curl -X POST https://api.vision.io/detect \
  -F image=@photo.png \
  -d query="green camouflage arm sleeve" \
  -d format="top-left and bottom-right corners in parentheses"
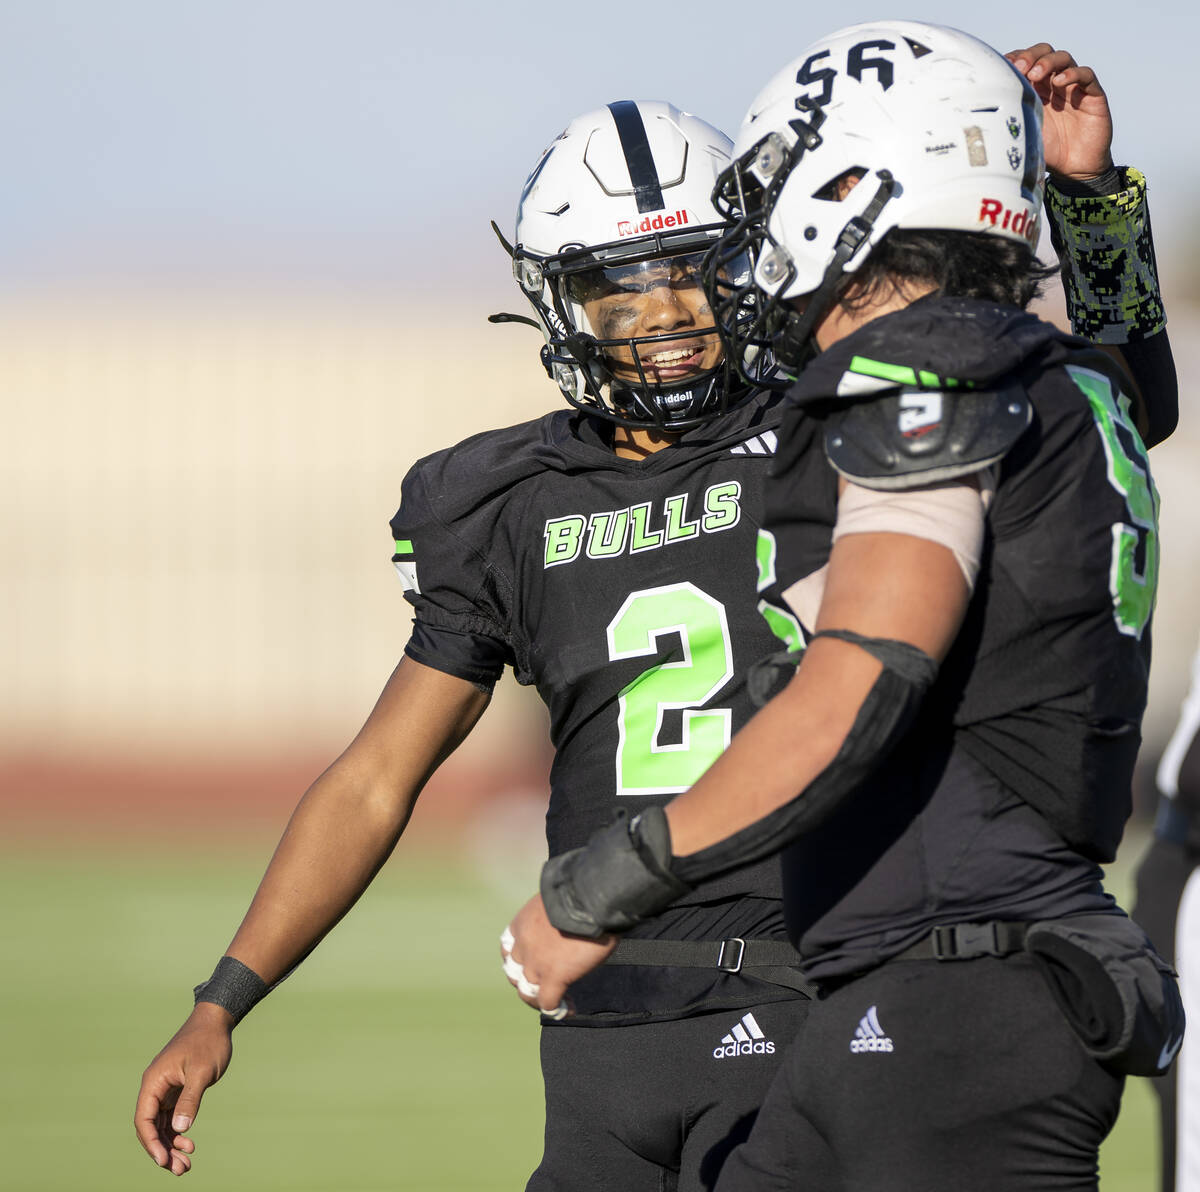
top-left (1045, 167), bottom-right (1166, 345)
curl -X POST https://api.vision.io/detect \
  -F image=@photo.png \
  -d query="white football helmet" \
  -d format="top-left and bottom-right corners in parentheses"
top-left (705, 21), bottom-right (1045, 376)
top-left (510, 101), bottom-right (757, 429)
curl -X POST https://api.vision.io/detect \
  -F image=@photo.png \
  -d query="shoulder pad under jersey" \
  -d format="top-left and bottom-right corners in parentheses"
top-left (823, 382), bottom-right (1032, 490)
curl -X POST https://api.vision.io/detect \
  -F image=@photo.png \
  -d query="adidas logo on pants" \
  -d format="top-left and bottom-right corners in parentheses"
top-left (713, 1012), bottom-right (777, 1059)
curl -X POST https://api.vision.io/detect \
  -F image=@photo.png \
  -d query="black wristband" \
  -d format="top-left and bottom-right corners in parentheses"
top-left (193, 956), bottom-right (269, 1025)
top-left (1047, 166), bottom-right (1122, 198)
top-left (540, 807), bottom-right (692, 939)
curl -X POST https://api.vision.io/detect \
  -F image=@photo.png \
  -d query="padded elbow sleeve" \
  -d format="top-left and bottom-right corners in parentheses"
top-left (671, 631), bottom-right (938, 886)
top-left (540, 806), bottom-right (693, 939)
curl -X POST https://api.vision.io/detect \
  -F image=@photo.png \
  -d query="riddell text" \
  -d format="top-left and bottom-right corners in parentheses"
top-left (978, 199), bottom-right (1038, 243)
top-left (618, 210), bottom-right (690, 238)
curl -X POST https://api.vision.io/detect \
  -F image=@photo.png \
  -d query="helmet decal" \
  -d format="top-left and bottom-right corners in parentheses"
top-left (965, 126), bottom-right (987, 167)
top-left (607, 101), bottom-right (666, 214)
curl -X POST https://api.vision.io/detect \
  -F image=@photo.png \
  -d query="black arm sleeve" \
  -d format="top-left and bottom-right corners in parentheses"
top-left (1118, 332), bottom-right (1177, 448)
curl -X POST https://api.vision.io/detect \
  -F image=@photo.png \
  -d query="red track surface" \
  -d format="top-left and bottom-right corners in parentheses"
top-left (0, 751), bottom-right (549, 843)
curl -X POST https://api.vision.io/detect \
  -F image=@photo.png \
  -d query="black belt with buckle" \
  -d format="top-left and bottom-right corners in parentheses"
top-left (892, 920), bottom-right (1029, 962)
top-left (606, 937), bottom-right (815, 995)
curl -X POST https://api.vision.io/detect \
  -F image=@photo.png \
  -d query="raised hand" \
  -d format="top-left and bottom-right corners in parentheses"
top-left (1007, 43), bottom-right (1114, 182)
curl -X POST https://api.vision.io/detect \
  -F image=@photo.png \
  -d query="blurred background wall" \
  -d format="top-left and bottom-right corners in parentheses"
top-left (1, 293), bottom-right (561, 836)
top-left (2, 0), bottom-right (1198, 840)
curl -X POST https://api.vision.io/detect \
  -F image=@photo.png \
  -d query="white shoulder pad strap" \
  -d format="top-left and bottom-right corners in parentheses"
top-left (824, 382), bottom-right (1031, 490)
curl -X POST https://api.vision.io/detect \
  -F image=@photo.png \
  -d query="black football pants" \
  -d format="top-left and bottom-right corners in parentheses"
top-left (526, 996), bottom-right (835, 1192)
top-left (716, 953), bottom-right (1123, 1191)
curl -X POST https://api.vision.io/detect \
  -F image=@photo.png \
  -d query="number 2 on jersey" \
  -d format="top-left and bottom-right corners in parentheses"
top-left (607, 583), bottom-right (733, 796)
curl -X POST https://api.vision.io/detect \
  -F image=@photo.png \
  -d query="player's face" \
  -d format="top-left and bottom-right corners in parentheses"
top-left (571, 250), bottom-right (725, 385)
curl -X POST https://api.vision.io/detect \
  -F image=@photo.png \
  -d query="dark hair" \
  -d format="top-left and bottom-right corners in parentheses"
top-left (836, 228), bottom-right (1058, 312)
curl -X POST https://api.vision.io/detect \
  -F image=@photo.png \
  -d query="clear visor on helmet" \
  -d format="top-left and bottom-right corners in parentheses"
top-left (559, 249), bottom-right (729, 389)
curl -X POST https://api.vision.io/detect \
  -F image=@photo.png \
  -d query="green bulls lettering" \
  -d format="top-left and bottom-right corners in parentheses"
top-left (543, 482), bottom-right (742, 568)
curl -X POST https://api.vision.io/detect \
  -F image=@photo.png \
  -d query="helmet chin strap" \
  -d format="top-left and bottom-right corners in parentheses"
top-left (562, 326), bottom-right (724, 429)
top-left (611, 371), bottom-right (715, 428)
top-left (774, 170), bottom-right (897, 376)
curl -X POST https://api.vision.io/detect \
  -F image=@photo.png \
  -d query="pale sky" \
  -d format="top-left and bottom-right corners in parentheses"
top-left (1, 1), bottom-right (1188, 308)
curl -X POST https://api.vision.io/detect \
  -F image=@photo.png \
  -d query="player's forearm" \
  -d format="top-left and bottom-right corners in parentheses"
top-left (673, 532), bottom-right (967, 862)
top-left (669, 526), bottom-right (963, 840)
top-left (221, 763), bottom-right (419, 986)
top-left (666, 636), bottom-right (880, 856)
top-left (191, 659), bottom-right (490, 1025)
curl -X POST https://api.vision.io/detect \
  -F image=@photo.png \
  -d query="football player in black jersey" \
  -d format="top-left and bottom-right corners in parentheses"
top-left (393, 102), bottom-right (826, 1192)
top-left (136, 101), bottom-right (828, 1192)
top-left (136, 52), bottom-right (1175, 1190)
top-left (503, 25), bottom-right (1182, 1191)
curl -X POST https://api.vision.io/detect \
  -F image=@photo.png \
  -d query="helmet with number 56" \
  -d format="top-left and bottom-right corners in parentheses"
top-left (510, 101), bottom-right (759, 430)
top-left (704, 21), bottom-right (1045, 379)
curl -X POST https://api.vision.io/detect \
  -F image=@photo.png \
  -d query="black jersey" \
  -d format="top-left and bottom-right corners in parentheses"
top-left (757, 298), bottom-right (1158, 980)
top-left (391, 394), bottom-right (796, 1022)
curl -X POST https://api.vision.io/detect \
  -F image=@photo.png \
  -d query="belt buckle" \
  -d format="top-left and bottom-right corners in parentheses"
top-left (931, 922), bottom-right (1000, 960)
top-left (717, 937), bottom-right (746, 973)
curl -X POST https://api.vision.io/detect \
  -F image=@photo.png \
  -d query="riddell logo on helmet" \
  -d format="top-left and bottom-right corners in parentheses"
top-left (617, 210), bottom-right (690, 238)
top-left (978, 199), bottom-right (1038, 243)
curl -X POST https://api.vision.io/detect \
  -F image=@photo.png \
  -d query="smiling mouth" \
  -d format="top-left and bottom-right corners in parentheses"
top-left (639, 345), bottom-right (707, 377)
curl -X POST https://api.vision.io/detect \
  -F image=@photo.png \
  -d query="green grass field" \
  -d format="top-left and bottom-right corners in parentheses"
top-left (0, 831), bottom-right (1160, 1190)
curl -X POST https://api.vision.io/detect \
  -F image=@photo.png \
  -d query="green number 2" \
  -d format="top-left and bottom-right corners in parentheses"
top-left (607, 583), bottom-right (733, 796)
top-left (1067, 364), bottom-right (1159, 639)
